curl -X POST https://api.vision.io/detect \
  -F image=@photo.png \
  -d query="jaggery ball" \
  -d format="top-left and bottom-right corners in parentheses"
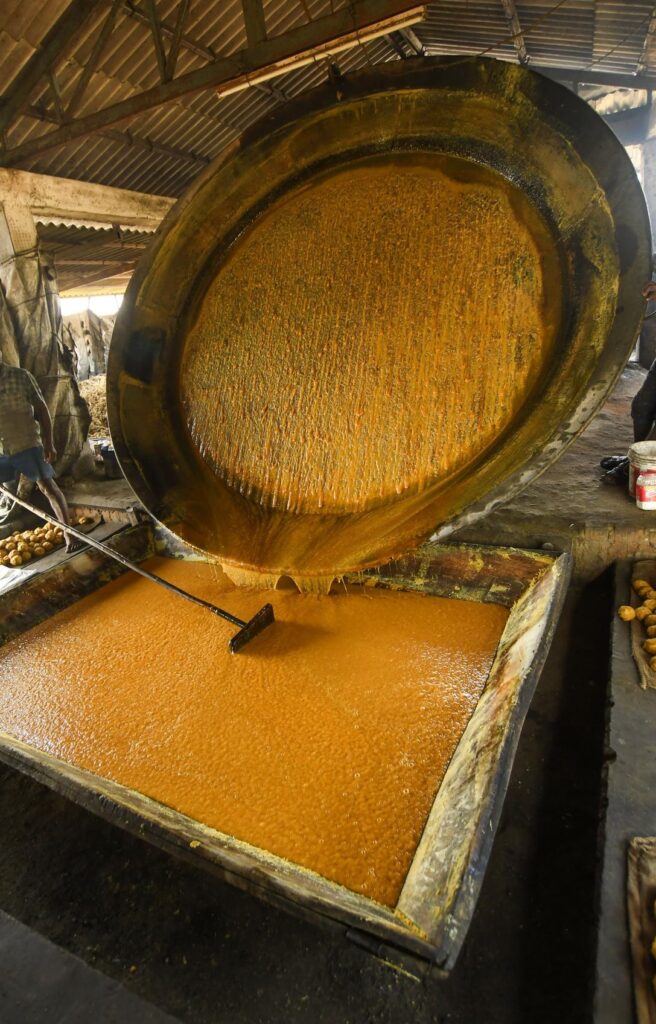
top-left (618, 605), bottom-right (636, 621)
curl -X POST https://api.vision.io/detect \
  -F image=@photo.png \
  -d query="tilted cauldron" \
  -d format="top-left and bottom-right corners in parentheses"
top-left (107, 57), bottom-right (650, 587)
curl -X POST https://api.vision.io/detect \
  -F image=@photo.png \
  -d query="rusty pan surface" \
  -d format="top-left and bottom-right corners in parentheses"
top-left (107, 57), bottom-right (649, 583)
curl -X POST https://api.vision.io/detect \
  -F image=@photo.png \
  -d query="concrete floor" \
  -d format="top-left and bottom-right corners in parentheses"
top-left (0, 365), bottom-right (649, 1023)
top-left (457, 363), bottom-right (656, 582)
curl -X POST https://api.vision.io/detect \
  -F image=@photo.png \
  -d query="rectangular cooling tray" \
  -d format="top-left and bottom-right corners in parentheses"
top-left (0, 523), bottom-right (569, 971)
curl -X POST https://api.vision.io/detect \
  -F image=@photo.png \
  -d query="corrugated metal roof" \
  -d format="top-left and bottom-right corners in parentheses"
top-left (3, 0), bottom-right (656, 290)
top-left (3, 1), bottom-right (656, 202)
top-left (37, 222), bottom-right (153, 292)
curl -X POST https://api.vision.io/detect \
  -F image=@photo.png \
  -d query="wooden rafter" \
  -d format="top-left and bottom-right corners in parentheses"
top-left (120, 0), bottom-right (215, 61)
top-left (637, 5), bottom-right (656, 75)
top-left (164, 0), bottom-right (191, 81)
top-left (46, 71), bottom-right (66, 124)
top-left (146, 0), bottom-right (169, 83)
top-left (399, 27), bottom-right (423, 55)
top-left (67, 0), bottom-right (123, 119)
top-left (0, 0), bottom-right (104, 136)
top-left (385, 31), bottom-right (410, 59)
top-left (27, 104), bottom-right (210, 170)
top-left (0, 0), bottom-right (425, 167)
top-left (59, 263), bottom-right (135, 289)
top-left (499, 0), bottom-right (529, 66)
top-left (117, 1), bottom-right (289, 99)
top-left (242, 0), bottom-right (268, 49)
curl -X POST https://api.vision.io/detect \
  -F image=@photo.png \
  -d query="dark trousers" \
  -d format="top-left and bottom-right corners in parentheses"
top-left (632, 362), bottom-right (656, 441)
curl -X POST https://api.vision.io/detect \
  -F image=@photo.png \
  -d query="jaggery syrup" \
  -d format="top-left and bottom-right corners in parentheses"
top-left (0, 559), bottom-right (508, 905)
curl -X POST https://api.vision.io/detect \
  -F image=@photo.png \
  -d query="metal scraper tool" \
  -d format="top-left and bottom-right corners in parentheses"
top-left (1, 485), bottom-right (275, 654)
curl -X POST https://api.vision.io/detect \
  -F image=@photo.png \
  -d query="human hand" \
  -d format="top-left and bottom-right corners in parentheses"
top-left (44, 444), bottom-right (57, 464)
top-left (642, 282), bottom-right (656, 301)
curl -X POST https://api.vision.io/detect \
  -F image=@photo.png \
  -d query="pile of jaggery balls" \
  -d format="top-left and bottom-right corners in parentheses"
top-left (618, 578), bottom-right (656, 669)
top-left (0, 516), bottom-right (90, 568)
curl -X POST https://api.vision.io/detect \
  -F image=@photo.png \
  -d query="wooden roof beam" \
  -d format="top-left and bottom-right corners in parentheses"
top-left (0, 0), bottom-right (104, 136)
top-left (120, 1), bottom-right (288, 100)
top-left (0, 0), bottom-right (426, 166)
top-left (52, 257), bottom-right (144, 265)
top-left (399, 27), bottom-right (424, 55)
top-left (499, 0), bottom-right (529, 66)
top-left (0, 167), bottom-right (174, 231)
top-left (59, 264), bottom-right (135, 290)
top-left (27, 104), bottom-right (210, 170)
top-left (67, 0), bottom-right (123, 118)
top-left (121, 0), bottom-right (216, 61)
top-left (242, 0), bottom-right (267, 49)
top-left (164, 0), bottom-right (191, 81)
top-left (637, 6), bottom-right (656, 76)
top-left (385, 31), bottom-right (410, 59)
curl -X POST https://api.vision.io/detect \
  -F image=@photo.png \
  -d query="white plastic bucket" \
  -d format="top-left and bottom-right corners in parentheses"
top-left (629, 441), bottom-right (656, 497)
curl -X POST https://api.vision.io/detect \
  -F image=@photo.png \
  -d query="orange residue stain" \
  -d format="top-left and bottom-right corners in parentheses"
top-left (0, 558), bottom-right (508, 906)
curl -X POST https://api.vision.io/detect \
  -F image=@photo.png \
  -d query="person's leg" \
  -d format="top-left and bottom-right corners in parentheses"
top-left (36, 477), bottom-right (82, 552)
top-left (632, 365), bottom-right (656, 441)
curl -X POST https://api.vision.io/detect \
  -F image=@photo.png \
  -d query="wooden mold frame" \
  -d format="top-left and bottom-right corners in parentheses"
top-left (0, 525), bottom-right (570, 972)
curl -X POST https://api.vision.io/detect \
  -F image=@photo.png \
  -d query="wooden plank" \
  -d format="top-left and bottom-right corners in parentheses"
top-left (0, 0), bottom-right (426, 165)
top-left (396, 552), bottom-right (571, 968)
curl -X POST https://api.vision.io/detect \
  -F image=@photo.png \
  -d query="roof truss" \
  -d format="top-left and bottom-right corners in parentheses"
top-left (0, 0), bottom-right (425, 167)
top-left (499, 0), bottom-right (529, 66)
top-left (0, 0), bottom-right (104, 136)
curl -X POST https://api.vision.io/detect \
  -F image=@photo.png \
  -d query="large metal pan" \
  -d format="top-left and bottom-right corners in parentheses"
top-left (108, 57), bottom-right (650, 586)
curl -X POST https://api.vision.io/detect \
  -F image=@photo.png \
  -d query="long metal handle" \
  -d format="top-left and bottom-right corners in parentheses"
top-left (0, 485), bottom-right (247, 628)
